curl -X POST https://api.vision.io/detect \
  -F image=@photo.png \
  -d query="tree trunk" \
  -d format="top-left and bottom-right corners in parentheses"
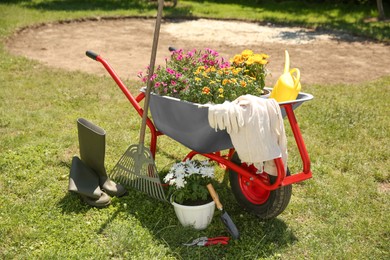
top-left (377, 0), bottom-right (385, 20)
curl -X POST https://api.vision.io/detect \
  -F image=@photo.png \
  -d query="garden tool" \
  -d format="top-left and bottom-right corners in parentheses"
top-left (77, 118), bottom-right (127, 197)
top-left (110, 0), bottom-right (167, 202)
top-left (207, 184), bottom-right (240, 240)
top-left (68, 156), bottom-right (111, 208)
top-left (270, 50), bottom-right (301, 102)
top-left (183, 236), bottom-right (230, 246)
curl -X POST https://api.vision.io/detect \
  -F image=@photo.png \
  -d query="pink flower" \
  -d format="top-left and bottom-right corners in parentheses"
top-left (176, 54), bottom-right (183, 61)
top-left (166, 68), bottom-right (175, 75)
top-left (150, 73), bottom-right (157, 81)
top-left (206, 48), bottom-right (219, 56)
top-left (186, 49), bottom-right (196, 57)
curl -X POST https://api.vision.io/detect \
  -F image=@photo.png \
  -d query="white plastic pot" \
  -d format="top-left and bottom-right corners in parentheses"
top-left (172, 200), bottom-right (215, 230)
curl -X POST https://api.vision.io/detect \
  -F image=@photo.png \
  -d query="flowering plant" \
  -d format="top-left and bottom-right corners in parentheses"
top-left (139, 48), bottom-right (269, 104)
top-left (163, 159), bottom-right (214, 205)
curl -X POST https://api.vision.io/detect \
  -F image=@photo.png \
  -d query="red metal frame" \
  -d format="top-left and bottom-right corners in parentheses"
top-left (93, 54), bottom-right (312, 191)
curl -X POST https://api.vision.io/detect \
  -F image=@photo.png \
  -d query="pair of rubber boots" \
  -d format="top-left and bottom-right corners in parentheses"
top-left (68, 118), bottom-right (127, 207)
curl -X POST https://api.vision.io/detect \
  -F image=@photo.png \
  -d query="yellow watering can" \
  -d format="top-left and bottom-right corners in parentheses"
top-left (270, 50), bottom-right (301, 102)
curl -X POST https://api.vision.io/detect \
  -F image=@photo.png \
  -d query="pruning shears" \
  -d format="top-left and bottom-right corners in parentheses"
top-left (183, 236), bottom-right (230, 246)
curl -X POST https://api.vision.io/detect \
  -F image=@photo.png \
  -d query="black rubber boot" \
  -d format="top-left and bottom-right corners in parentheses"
top-left (68, 156), bottom-right (111, 208)
top-left (77, 118), bottom-right (127, 197)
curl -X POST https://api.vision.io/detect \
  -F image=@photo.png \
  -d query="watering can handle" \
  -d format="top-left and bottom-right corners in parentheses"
top-left (290, 68), bottom-right (300, 88)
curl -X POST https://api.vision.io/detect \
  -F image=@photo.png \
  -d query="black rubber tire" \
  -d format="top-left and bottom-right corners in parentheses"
top-left (228, 152), bottom-right (292, 220)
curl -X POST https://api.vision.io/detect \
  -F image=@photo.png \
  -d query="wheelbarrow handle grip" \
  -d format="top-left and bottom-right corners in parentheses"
top-left (86, 50), bottom-right (99, 60)
top-left (207, 184), bottom-right (223, 210)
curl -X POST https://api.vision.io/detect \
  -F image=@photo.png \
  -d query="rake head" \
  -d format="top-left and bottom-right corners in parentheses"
top-left (110, 144), bottom-right (167, 202)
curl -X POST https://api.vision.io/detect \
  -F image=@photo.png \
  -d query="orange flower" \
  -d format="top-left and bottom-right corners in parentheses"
top-left (202, 87), bottom-right (211, 95)
top-left (232, 54), bottom-right (244, 65)
top-left (222, 79), bottom-right (229, 85)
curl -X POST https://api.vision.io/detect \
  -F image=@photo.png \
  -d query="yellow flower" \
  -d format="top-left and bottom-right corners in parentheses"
top-left (195, 77), bottom-right (201, 82)
top-left (259, 59), bottom-right (268, 65)
top-left (208, 66), bottom-right (217, 72)
top-left (241, 50), bottom-right (253, 58)
top-left (222, 79), bottom-right (229, 85)
top-left (240, 80), bottom-right (247, 87)
top-left (218, 87), bottom-right (224, 93)
top-left (232, 68), bottom-right (241, 75)
top-left (245, 57), bottom-right (254, 66)
top-left (195, 66), bottom-right (205, 75)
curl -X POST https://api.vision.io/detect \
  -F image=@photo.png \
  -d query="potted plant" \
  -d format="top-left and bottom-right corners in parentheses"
top-left (138, 49), bottom-right (271, 153)
top-left (163, 159), bottom-right (216, 230)
top-left (138, 48), bottom-right (270, 104)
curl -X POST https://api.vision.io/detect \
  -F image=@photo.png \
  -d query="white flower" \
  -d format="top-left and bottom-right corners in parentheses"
top-left (175, 175), bottom-right (186, 188)
top-left (169, 179), bottom-right (176, 186)
top-left (200, 160), bottom-right (210, 167)
top-left (200, 166), bottom-right (214, 178)
top-left (173, 164), bottom-right (186, 176)
top-left (163, 172), bottom-right (174, 183)
top-left (186, 161), bottom-right (200, 176)
top-left (165, 160), bottom-right (214, 189)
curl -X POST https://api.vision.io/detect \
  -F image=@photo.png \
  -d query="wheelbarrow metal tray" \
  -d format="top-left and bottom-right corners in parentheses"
top-left (149, 93), bottom-right (233, 153)
top-left (149, 89), bottom-right (313, 154)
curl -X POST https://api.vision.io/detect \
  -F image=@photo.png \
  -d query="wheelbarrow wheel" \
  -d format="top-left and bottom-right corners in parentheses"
top-left (228, 152), bottom-right (292, 220)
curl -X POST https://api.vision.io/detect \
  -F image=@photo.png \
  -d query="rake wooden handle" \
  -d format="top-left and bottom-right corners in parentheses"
top-left (139, 0), bottom-right (164, 144)
top-left (207, 184), bottom-right (223, 210)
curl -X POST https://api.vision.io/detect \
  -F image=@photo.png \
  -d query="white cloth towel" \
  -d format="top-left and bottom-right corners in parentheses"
top-left (206, 95), bottom-right (287, 176)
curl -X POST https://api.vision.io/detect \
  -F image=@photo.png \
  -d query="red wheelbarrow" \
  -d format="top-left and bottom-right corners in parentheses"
top-left (86, 50), bottom-right (313, 220)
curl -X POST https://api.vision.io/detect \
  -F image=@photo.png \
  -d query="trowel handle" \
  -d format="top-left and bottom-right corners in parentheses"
top-left (207, 184), bottom-right (223, 210)
top-left (290, 68), bottom-right (300, 87)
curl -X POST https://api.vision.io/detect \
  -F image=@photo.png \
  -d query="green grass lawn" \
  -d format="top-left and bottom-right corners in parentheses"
top-left (1, 1), bottom-right (389, 259)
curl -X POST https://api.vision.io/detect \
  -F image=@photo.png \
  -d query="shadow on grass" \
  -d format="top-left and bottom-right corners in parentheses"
top-left (4, 0), bottom-right (193, 17)
top-left (6, 0), bottom-right (387, 41)
top-left (57, 192), bottom-right (94, 214)
top-left (80, 183), bottom-right (298, 258)
top-left (55, 152), bottom-right (296, 257)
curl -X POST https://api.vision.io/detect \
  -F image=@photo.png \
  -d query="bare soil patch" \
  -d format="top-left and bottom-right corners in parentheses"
top-left (5, 17), bottom-right (390, 86)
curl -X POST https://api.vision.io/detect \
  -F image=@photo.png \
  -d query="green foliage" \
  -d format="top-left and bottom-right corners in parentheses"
top-left (163, 160), bottom-right (214, 204)
top-left (0, 1), bottom-right (389, 259)
top-left (141, 48), bottom-right (270, 104)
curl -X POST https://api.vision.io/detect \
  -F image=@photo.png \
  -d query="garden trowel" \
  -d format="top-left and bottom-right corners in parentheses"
top-left (207, 183), bottom-right (240, 239)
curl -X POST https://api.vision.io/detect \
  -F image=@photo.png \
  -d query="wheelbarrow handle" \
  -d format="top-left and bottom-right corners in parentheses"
top-left (86, 50), bottom-right (99, 61)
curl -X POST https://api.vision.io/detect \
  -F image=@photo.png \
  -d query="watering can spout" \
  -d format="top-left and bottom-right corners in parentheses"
top-left (270, 50), bottom-right (302, 102)
top-left (284, 49), bottom-right (290, 74)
